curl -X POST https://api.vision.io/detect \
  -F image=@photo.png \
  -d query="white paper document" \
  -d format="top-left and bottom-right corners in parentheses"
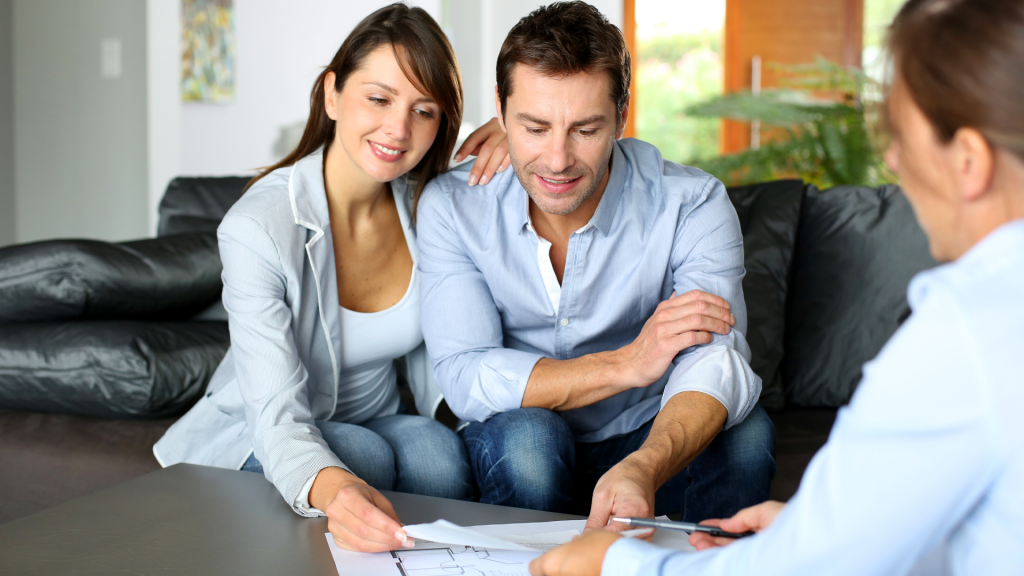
top-left (404, 519), bottom-right (581, 551)
top-left (325, 518), bottom-right (695, 576)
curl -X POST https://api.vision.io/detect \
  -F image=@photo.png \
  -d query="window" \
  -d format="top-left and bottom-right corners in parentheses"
top-left (633, 0), bottom-right (726, 164)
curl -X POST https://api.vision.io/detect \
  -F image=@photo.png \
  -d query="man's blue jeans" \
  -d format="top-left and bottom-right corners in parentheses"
top-left (242, 414), bottom-right (473, 501)
top-left (459, 405), bottom-right (776, 522)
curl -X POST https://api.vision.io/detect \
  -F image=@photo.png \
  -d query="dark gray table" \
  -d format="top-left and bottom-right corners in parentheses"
top-left (0, 463), bottom-right (582, 575)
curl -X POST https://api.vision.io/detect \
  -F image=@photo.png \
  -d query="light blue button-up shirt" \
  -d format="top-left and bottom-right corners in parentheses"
top-left (416, 138), bottom-right (761, 442)
top-left (602, 218), bottom-right (1024, 575)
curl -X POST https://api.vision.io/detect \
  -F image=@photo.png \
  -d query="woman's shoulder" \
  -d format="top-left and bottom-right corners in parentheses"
top-left (218, 165), bottom-right (301, 241)
top-left (224, 167), bottom-right (292, 221)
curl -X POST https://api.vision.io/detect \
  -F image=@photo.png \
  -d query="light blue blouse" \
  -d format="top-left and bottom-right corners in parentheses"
top-left (603, 218), bottom-right (1024, 576)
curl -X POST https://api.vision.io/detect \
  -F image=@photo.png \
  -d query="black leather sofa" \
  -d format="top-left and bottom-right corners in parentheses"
top-left (0, 175), bottom-right (936, 525)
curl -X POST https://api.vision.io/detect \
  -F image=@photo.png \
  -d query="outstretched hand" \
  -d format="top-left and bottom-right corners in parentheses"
top-left (312, 466), bottom-right (414, 553)
top-left (584, 456), bottom-right (656, 538)
top-left (689, 500), bottom-right (784, 550)
top-left (453, 117), bottom-right (511, 186)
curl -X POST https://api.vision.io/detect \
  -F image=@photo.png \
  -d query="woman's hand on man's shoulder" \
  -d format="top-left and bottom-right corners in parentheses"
top-left (454, 117), bottom-right (511, 187)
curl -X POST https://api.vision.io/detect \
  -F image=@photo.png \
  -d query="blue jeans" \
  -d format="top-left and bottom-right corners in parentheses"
top-left (242, 414), bottom-right (473, 501)
top-left (460, 405), bottom-right (776, 522)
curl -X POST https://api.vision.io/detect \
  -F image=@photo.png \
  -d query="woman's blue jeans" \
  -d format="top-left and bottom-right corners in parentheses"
top-left (459, 404), bottom-right (777, 522)
top-left (242, 414), bottom-right (473, 501)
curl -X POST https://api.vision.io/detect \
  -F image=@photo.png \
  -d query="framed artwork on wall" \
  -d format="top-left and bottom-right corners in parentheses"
top-left (181, 0), bottom-right (236, 103)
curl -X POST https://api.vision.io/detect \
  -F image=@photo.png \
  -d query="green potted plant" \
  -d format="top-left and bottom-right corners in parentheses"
top-left (686, 58), bottom-right (894, 188)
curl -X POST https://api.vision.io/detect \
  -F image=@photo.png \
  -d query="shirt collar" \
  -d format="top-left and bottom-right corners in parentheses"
top-left (516, 140), bottom-right (627, 236)
top-left (907, 217), bottom-right (1024, 306)
top-left (590, 141), bottom-right (627, 236)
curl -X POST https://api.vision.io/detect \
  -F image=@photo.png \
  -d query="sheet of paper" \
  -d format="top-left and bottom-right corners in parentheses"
top-left (325, 533), bottom-right (541, 576)
top-left (466, 517), bottom-right (695, 553)
top-left (403, 519), bottom-right (546, 551)
top-left (325, 518), bottom-right (696, 576)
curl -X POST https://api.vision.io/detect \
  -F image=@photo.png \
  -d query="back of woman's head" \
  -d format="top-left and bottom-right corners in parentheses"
top-left (888, 0), bottom-right (1024, 161)
top-left (248, 3), bottom-right (463, 208)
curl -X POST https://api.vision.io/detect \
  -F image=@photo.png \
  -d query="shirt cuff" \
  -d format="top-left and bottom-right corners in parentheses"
top-left (663, 345), bottom-right (760, 429)
top-left (292, 472), bottom-right (322, 516)
top-left (288, 461), bottom-right (355, 518)
top-left (602, 537), bottom-right (678, 576)
top-left (464, 348), bottom-right (543, 420)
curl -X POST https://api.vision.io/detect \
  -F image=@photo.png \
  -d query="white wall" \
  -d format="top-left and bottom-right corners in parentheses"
top-left (178, 0), bottom-right (441, 177)
top-left (0, 0), bottom-right (14, 246)
top-left (12, 0), bottom-right (149, 244)
top-left (147, 0), bottom-right (181, 235)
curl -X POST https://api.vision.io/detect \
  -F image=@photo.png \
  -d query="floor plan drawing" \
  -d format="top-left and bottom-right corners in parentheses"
top-left (325, 518), bottom-right (694, 575)
top-left (391, 545), bottom-right (533, 576)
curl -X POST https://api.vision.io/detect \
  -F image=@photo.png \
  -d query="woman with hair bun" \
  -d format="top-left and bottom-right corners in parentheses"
top-left (155, 3), bottom-right (509, 553)
top-left (530, 0), bottom-right (1024, 574)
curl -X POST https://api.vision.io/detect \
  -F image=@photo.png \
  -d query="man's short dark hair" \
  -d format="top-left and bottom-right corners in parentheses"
top-left (496, 1), bottom-right (631, 122)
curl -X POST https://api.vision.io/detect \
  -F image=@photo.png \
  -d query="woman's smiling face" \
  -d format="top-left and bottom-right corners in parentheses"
top-left (324, 45), bottom-right (442, 184)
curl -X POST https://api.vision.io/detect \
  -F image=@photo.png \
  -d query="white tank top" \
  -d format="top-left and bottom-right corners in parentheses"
top-left (332, 185), bottom-right (422, 423)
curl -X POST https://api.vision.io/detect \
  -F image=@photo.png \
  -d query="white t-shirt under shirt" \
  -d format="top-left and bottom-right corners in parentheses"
top-left (332, 183), bottom-right (423, 423)
top-left (295, 184), bottom-right (424, 513)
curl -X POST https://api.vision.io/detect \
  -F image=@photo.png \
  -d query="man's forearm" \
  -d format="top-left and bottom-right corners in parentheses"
top-left (521, 350), bottom-right (633, 411)
top-left (628, 391), bottom-right (727, 487)
top-left (519, 290), bottom-right (737, 413)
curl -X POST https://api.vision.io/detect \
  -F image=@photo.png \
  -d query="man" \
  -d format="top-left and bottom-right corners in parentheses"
top-left (416, 1), bottom-right (774, 526)
top-left (526, 0), bottom-right (1024, 574)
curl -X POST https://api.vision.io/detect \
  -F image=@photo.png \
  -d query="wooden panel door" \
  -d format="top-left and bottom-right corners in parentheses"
top-left (722, 0), bottom-right (863, 153)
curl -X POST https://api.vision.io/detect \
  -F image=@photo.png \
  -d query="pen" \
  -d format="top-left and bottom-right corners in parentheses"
top-left (612, 517), bottom-right (755, 539)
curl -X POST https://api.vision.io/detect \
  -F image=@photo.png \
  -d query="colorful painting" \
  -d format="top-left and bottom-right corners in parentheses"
top-left (181, 0), bottom-right (236, 103)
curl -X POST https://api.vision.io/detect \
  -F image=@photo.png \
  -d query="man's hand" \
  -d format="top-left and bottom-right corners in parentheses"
top-left (689, 500), bottom-right (785, 550)
top-left (584, 455), bottom-right (657, 534)
top-left (529, 530), bottom-right (620, 576)
top-left (522, 291), bottom-right (734, 413)
top-left (454, 117), bottom-right (511, 186)
top-left (311, 466), bottom-right (414, 553)
top-left (616, 290), bottom-right (735, 389)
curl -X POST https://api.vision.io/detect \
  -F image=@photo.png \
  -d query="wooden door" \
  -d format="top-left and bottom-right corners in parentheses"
top-left (722, 0), bottom-right (863, 153)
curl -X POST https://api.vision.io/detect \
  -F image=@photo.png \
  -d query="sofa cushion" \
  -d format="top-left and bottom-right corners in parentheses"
top-left (783, 184), bottom-right (937, 406)
top-left (727, 180), bottom-right (804, 411)
top-left (0, 321), bottom-right (229, 419)
top-left (158, 176), bottom-right (250, 237)
top-left (0, 233), bottom-right (222, 324)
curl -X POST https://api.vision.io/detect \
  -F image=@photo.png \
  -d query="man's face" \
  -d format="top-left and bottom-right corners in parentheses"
top-left (497, 65), bottom-right (625, 216)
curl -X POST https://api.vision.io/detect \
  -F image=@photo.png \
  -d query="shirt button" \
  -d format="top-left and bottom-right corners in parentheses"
top-left (560, 318), bottom-right (569, 326)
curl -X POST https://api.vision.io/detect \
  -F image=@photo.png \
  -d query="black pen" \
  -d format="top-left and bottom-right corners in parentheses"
top-left (612, 517), bottom-right (755, 539)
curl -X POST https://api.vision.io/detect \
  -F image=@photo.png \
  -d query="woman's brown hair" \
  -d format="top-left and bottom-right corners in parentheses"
top-left (246, 3), bottom-right (463, 213)
top-left (887, 0), bottom-right (1024, 161)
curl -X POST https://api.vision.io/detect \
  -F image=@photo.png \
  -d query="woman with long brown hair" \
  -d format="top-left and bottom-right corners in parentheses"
top-left (154, 4), bottom-right (510, 553)
top-left (529, 0), bottom-right (1024, 574)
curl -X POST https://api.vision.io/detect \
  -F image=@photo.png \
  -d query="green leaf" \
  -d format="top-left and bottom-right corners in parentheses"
top-left (683, 56), bottom-right (894, 188)
top-left (771, 57), bottom-right (867, 94)
top-left (685, 90), bottom-right (855, 125)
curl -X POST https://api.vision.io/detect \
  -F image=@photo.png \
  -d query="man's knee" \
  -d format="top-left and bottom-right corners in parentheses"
top-left (714, 404), bottom-right (777, 481)
top-left (464, 408), bottom-right (574, 455)
top-left (461, 408), bottom-right (575, 510)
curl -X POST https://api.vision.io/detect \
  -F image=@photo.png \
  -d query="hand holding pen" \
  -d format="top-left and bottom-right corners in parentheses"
top-left (686, 501), bottom-right (785, 550)
top-left (612, 517), bottom-right (755, 539)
